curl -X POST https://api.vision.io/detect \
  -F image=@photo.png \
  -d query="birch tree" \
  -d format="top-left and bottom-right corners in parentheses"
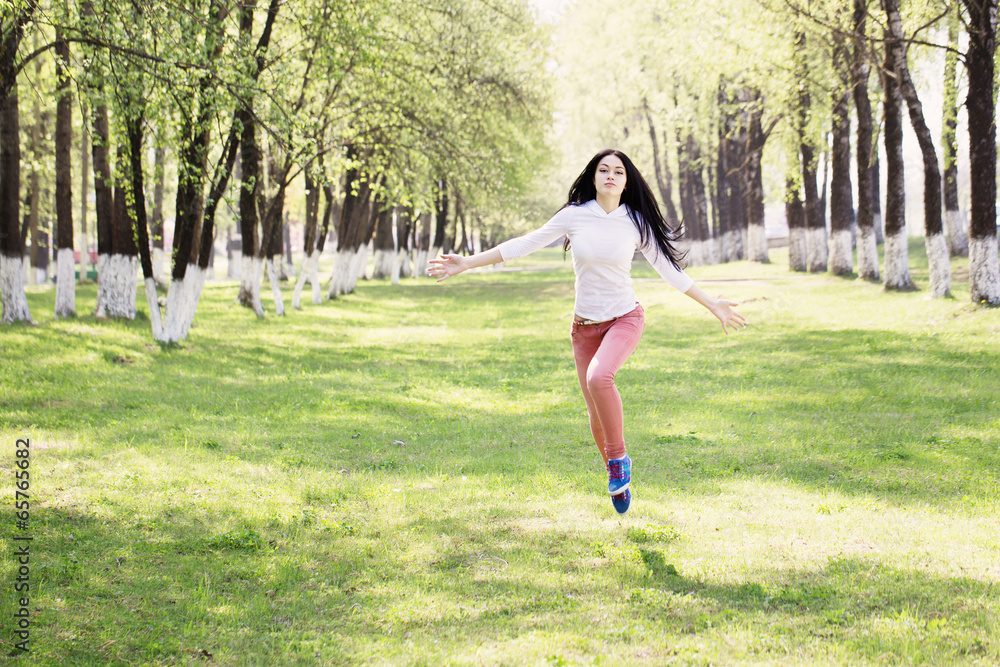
top-left (961, 0), bottom-right (1000, 305)
top-left (941, 6), bottom-right (967, 257)
top-left (853, 0), bottom-right (880, 281)
top-left (884, 0), bottom-right (950, 297)
top-left (1, 1), bottom-right (37, 324)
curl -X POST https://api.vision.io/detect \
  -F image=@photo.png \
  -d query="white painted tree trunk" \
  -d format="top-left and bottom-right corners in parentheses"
top-left (728, 228), bottom-right (746, 262)
top-left (163, 277), bottom-right (186, 343)
top-left (413, 249), bottom-right (430, 277)
top-left (95, 253), bottom-right (109, 317)
top-left (746, 225), bottom-right (771, 264)
top-left (969, 235), bottom-right (1000, 305)
top-left (703, 237), bottom-right (719, 266)
top-left (105, 254), bottom-right (137, 319)
top-left (399, 248), bottom-right (412, 278)
top-left (788, 229), bottom-right (808, 271)
top-left (143, 276), bottom-right (165, 341)
top-left (352, 244), bottom-right (370, 285)
top-left (1, 256), bottom-right (32, 323)
top-left (152, 246), bottom-right (167, 285)
top-left (179, 264), bottom-right (205, 339)
top-left (857, 227), bottom-right (880, 281)
top-left (883, 230), bottom-right (914, 290)
top-left (806, 227), bottom-right (828, 272)
top-left (309, 253), bottom-right (321, 305)
top-left (686, 240), bottom-right (704, 267)
top-left (292, 250), bottom-right (321, 309)
top-left (828, 229), bottom-right (853, 275)
top-left (238, 255), bottom-right (264, 317)
top-left (328, 248), bottom-right (350, 298)
top-left (391, 248), bottom-right (410, 285)
top-left (266, 257), bottom-right (285, 316)
top-left (372, 248), bottom-right (394, 279)
top-left (54, 247), bottom-right (76, 318)
top-left (944, 210), bottom-right (969, 256)
top-left (925, 233), bottom-right (951, 298)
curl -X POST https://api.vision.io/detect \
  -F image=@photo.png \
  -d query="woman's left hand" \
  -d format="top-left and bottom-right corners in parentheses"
top-left (710, 298), bottom-right (746, 335)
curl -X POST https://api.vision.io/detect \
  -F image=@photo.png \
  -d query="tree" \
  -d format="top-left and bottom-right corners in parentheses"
top-left (884, 0), bottom-right (949, 297)
top-left (0, 0), bottom-right (32, 319)
top-left (54, 22), bottom-right (74, 317)
top-left (881, 19), bottom-right (916, 291)
top-left (961, 0), bottom-right (1000, 304)
top-left (853, 0), bottom-right (879, 281)
top-left (828, 7), bottom-right (855, 276)
top-left (941, 6), bottom-right (967, 257)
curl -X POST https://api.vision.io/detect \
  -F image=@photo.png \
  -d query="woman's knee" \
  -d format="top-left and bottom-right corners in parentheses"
top-left (586, 366), bottom-right (617, 395)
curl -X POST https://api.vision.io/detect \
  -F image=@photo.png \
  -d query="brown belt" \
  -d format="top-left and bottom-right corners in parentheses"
top-left (574, 315), bottom-right (615, 326)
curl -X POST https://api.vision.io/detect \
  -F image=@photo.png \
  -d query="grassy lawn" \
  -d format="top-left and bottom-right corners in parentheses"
top-left (1, 240), bottom-right (999, 665)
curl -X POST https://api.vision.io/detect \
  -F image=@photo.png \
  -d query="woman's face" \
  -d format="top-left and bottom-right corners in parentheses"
top-left (593, 155), bottom-right (627, 200)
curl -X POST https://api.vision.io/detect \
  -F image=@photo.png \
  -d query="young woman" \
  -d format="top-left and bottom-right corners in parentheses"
top-left (428, 149), bottom-right (745, 514)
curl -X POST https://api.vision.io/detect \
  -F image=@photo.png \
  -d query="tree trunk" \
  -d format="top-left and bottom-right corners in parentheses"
top-left (1, 85), bottom-right (31, 323)
top-left (258, 150), bottom-right (288, 316)
top-left (329, 147), bottom-right (375, 298)
top-left (293, 167), bottom-right (321, 308)
top-left (871, 157), bottom-right (883, 244)
top-left (236, 101), bottom-right (262, 314)
top-left (106, 147), bottom-right (138, 319)
top-left (882, 28), bottom-right (916, 291)
top-left (885, 0), bottom-right (949, 296)
top-left (392, 206), bottom-right (413, 283)
top-left (126, 111), bottom-right (164, 340)
top-left (165, 0), bottom-right (230, 341)
top-left (91, 101), bottom-right (114, 317)
top-left (26, 54), bottom-right (45, 286)
top-left (414, 211), bottom-right (432, 275)
top-left (786, 178), bottom-right (807, 272)
top-left (78, 113), bottom-right (91, 284)
top-left (715, 115), bottom-right (731, 263)
top-left (432, 177), bottom-right (447, 259)
top-left (794, 31), bottom-right (826, 273)
top-left (942, 7), bottom-right (968, 257)
top-left (853, 0), bottom-right (879, 281)
top-left (829, 24), bottom-right (854, 276)
top-left (151, 143), bottom-right (166, 284)
top-left (645, 107), bottom-right (680, 228)
top-left (233, 0), bottom-right (274, 314)
top-left (54, 30), bottom-right (75, 317)
top-left (962, 0), bottom-right (1000, 304)
top-left (744, 96), bottom-right (768, 263)
top-left (679, 132), bottom-right (713, 265)
top-left (372, 200), bottom-right (395, 279)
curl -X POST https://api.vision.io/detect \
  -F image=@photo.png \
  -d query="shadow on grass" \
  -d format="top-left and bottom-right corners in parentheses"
top-left (14, 502), bottom-right (995, 664)
top-left (634, 325), bottom-right (1000, 504)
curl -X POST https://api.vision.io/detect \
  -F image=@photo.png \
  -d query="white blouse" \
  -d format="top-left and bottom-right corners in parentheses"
top-left (496, 200), bottom-right (693, 322)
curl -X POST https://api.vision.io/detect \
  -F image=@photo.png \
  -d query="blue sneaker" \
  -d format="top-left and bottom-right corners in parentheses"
top-left (611, 488), bottom-right (631, 514)
top-left (608, 455), bottom-right (631, 495)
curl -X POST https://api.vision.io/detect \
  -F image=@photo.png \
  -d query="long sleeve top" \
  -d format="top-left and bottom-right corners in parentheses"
top-left (496, 199), bottom-right (694, 322)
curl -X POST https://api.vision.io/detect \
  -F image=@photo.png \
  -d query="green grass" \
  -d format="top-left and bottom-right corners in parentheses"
top-left (1, 239), bottom-right (999, 665)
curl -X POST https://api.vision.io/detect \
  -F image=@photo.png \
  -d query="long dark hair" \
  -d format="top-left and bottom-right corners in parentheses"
top-left (563, 148), bottom-right (685, 269)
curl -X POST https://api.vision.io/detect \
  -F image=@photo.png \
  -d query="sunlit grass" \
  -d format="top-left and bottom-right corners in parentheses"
top-left (1, 239), bottom-right (998, 664)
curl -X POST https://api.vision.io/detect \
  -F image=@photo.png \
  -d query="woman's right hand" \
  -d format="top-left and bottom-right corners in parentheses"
top-left (427, 253), bottom-right (469, 282)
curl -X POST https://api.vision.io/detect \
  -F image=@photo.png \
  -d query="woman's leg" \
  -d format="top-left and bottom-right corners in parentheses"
top-left (571, 307), bottom-right (645, 463)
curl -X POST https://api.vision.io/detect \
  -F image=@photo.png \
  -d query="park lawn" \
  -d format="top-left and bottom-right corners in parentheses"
top-left (1, 240), bottom-right (999, 665)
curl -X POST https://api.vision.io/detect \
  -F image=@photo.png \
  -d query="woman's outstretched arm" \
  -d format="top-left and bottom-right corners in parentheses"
top-left (682, 283), bottom-right (747, 335)
top-left (427, 247), bottom-right (505, 282)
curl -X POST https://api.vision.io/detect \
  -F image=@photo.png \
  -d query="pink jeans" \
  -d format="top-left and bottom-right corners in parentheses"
top-left (570, 304), bottom-right (645, 463)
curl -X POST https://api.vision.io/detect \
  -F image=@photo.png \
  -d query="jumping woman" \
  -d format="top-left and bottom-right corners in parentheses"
top-left (428, 149), bottom-right (746, 514)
